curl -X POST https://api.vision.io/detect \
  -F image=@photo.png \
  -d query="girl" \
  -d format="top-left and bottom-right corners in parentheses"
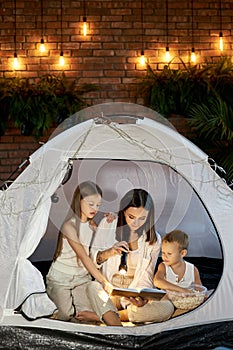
top-left (46, 181), bottom-right (121, 326)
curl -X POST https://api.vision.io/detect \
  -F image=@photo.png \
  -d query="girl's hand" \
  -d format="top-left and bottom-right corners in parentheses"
top-left (104, 212), bottom-right (117, 223)
top-left (102, 280), bottom-right (114, 295)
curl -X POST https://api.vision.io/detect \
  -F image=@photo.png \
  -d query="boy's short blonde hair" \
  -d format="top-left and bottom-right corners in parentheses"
top-left (162, 230), bottom-right (189, 250)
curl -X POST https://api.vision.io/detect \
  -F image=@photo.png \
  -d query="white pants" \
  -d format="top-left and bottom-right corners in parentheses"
top-left (46, 266), bottom-right (118, 322)
top-left (127, 299), bottom-right (174, 323)
top-left (100, 290), bottom-right (174, 324)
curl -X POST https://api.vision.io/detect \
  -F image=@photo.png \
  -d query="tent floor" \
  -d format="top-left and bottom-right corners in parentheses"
top-left (0, 315), bottom-right (232, 349)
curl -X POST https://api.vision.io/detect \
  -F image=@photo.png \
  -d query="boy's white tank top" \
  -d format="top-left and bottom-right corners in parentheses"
top-left (164, 260), bottom-right (195, 288)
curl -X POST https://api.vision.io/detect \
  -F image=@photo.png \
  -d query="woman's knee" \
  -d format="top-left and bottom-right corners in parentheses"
top-left (127, 300), bottom-right (174, 323)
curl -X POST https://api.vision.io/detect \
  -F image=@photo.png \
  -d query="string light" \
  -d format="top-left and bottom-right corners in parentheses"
top-left (83, 17), bottom-right (87, 36)
top-left (59, 51), bottom-right (64, 66)
top-left (139, 0), bottom-right (146, 66)
top-left (165, 47), bottom-right (170, 62)
top-left (165, 0), bottom-right (170, 62)
top-left (219, 32), bottom-right (223, 52)
top-left (40, 38), bottom-right (45, 53)
top-left (59, 0), bottom-right (64, 66)
top-left (191, 47), bottom-right (196, 63)
top-left (140, 50), bottom-right (146, 65)
top-left (13, 52), bottom-right (18, 70)
top-left (39, 0), bottom-right (46, 52)
top-left (13, 0), bottom-right (18, 69)
top-left (190, 0), bottom-right (196, 64)
top-left (219, 0), bottom-right (223, 52)
top-left (83, 0), bottom-right (87, 36)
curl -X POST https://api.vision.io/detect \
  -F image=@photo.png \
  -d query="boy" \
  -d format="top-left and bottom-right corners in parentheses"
top-left (154, 230), bottom-right (202, 293)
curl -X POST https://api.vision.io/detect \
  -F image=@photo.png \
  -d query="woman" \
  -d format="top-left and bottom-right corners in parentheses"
top-left (46, 181), bottom-right (121, 326)
top-left (76, 188), bottom-right (174, 324)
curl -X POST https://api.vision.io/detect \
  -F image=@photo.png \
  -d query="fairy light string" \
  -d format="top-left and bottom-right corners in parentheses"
top-left (0, 118), bottom-right (231, 218)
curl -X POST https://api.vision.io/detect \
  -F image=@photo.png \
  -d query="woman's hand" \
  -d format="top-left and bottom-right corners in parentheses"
top-left (124, 296), bottom-right (148, 307)
top-left (111, 241), bottom-right (129, 256)
top-left (96, 241), bottom-right (129, 264)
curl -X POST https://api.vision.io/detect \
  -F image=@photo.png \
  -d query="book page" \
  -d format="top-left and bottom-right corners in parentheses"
top-left (111, 287), bottom-right (166, 300)
top-left (141, 288), bottom-right (165, 294)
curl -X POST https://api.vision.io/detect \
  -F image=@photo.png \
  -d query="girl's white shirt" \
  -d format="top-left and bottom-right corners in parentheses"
top-left (52, 220), bottom-right (93, 276)
top-left (91, 217), bottom-right (161, 290)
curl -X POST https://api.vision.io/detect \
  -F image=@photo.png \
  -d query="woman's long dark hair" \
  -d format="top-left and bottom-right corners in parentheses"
top-left (53, 181), bottom-right (102, 261)
top-left (116, 188), bottom-right (157, 245)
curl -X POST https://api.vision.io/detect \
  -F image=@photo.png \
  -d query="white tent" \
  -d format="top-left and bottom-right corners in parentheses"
top-left (0, 102), bottom-right (232, 349)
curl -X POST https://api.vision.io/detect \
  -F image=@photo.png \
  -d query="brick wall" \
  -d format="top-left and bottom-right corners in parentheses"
top-left (0, 121), bottom-right (52, 186)
top-left (1, 0), bottom-right (232, 102)
top-left (0, 0), bottom-right (232, 183)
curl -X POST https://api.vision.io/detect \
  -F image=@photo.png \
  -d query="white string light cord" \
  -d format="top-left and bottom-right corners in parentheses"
top-left (0, 118), bottom-right (231, 219)
top-left (92, 118), bottom-right (231, 196)
top-left (0, 121), bottom-right (96, 217)
top-left (94, 117), bottom-right (229, 189)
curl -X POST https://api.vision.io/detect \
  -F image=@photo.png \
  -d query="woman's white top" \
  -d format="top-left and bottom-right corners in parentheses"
top-left (52, 220), bottom-right (93, 276)
top-left (164, 260), bottom-right (195, 288)
top-left (91, 217), bottom-right (161, 290)
top-left (127, 249), bottom-right (139, 276)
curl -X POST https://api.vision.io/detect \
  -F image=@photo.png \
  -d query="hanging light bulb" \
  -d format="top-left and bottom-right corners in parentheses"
top-left (138, 0), bottom-right (146, 67)
top-left (59, 0), bottom-right (64, 66)
top-left (219, 0), bottom-right (223, 52)
top-left (139, 50), bottom-right (146, 65)
top-left (13, 0), bottom-right (18, 70)
top-left (165, 0), bottom-right (170, 63)
top-left (59, 51), bottom-right (64, 66)
top-left (191, 47), bottom-right (196, 63)
top-left (82, 0), bottom-right (88, 36)
top-left (13, 52), bottom-right (19, 69)
top-left (39, 38), bottom-right (46, 52)
top-left (190, 0), bottom-right (197, 64)
top-left (219, 32), bottom-right (223, 52)
top-left (39, 0), bottom-right (46, 53)
top-left (83, 16), bottom-right (87, 36)
top-left (165, 46), bottom-right (170, 62)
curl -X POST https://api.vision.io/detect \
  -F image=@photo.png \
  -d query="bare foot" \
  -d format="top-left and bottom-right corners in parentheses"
top-left (102, 310), bottom-right (122, 326)
top-left (50, 311), bottom-right (58, 320)
top-left (75, 310), bottom-right (100, 323)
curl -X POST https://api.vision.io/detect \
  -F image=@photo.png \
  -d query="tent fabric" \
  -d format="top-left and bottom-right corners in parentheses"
top-left (0, 102), bottom-right (232, 342)
top-left (30, 159), bottom-right (222, 262)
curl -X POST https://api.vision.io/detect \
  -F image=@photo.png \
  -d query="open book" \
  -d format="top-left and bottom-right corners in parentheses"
top-left (111, 287), bottom-right (166, 300)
